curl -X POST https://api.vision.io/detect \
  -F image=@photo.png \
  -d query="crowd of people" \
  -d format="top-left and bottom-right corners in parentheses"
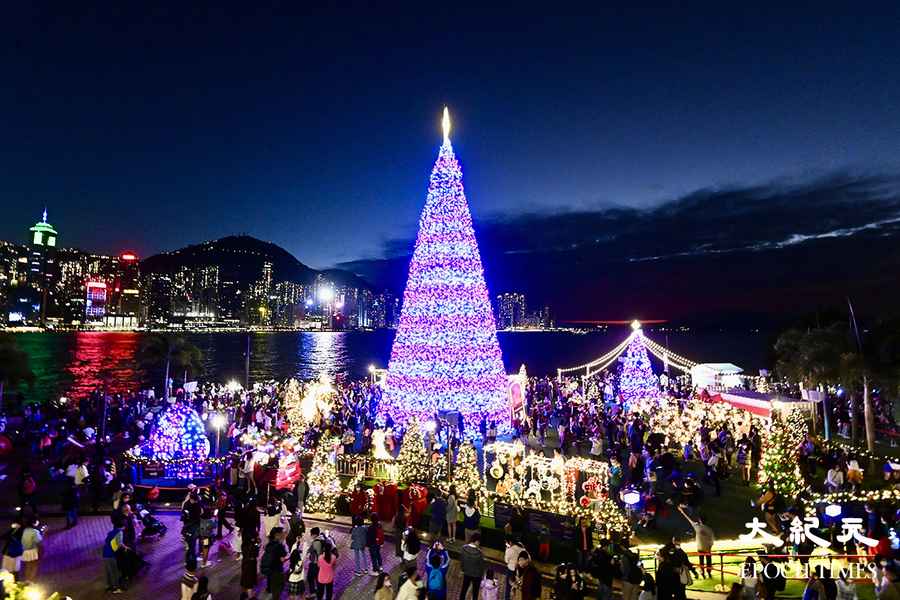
top-left (0, 365), bottom-right (897, 600)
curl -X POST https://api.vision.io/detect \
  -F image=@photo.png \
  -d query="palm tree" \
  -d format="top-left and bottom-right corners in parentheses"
top-left (0, 335), bottom-right (35, 413)
top-left (775, 324), bottom-right (857, 440)
top-left (775, 322), bottom-right (882, 451)
top-left (864, 317), bottom-right (900, 452)
top-left (138, 334), bottom-right (204, 401)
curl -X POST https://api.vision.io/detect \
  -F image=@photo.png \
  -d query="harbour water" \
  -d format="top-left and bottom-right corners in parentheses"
top-left (10, 327), bottom-right (778, 403)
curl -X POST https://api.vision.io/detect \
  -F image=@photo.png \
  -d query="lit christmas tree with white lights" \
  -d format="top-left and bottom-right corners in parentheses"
top-left (618, 322), bottom-right (662, 407)
top-left (451, 439), bottom-right (482, 501)
top-left (306, 435), bottom-right (341, 515)
top-left (382, 108), bottom-right (508, 435)
top-left (397, 418), bottom-right (432, 485)
top-left (757, 408), bottom-right (806, 498)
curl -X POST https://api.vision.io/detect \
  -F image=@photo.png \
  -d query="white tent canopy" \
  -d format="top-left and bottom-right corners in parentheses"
top-left (691, 363), bottom-right (743, 389)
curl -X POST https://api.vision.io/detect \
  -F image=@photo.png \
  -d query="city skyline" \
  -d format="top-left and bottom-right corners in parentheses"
top-left (0, 207), bottom-right (551, 330)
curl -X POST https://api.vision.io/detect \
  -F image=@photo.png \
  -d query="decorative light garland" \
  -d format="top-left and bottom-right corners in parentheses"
top-left (643, 336), bottom-right (698, 372)
top-left (123, 448), bottom-right (236, 467)
top-left (822, 439), bottom-right (898, 465)
top-left (558, 335), bottom-right (633, 379)
top-left (808, 488), bottom-right (900, 504)
top-left (381, 110), bottom-right (509, 436)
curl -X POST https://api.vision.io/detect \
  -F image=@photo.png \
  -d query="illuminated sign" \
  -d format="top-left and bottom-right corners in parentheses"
top-left (120, 253), bottom-right (137, 261)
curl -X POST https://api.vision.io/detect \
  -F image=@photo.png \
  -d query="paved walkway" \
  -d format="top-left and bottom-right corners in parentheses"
top-left (33, 513), bottom-right (538, 599)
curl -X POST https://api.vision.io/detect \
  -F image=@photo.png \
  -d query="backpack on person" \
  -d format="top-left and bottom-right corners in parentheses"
top-left (374, 522), bottom-right (384, 546)
top-left (260, 544), bottom-right (276, 576)
top-left (428, 567), bottom-right (444, 592)
top-left (4, 530), bottom-right (23, 558)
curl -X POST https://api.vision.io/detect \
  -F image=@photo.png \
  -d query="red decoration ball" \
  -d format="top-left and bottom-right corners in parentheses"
top-left (147, 486), bottom-right (161, 501)
top-left (0, 435), bottom-right (13, 457)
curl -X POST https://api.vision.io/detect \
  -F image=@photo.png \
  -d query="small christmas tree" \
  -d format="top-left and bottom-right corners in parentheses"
top-left (757, 408), bottom-right (806, 498)
top-left (397, 418), bottom-right (432, 485)
top-left (306, 435), bottom-right (341, 515)
top-left (283, 378), bottom-right (304, 435)
top-left (144, 401), bottom-right (210, 478)
top-left (618, 326), bottom-right (661, 407)
top-left (451, 440), bottom-right (482, 501)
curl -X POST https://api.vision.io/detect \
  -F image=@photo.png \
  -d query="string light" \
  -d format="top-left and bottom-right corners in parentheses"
top-left (558, 335), bottom-right (633, 379)
top-left (618, 328), bottom-right (663, 407)
top-left (137, 402), bottom-right (211, 478)
top-left (558, 327), bottom-right (698, 380)
top-left (306, 435), bottom-right (341, 515)
top-left (643, 336), bottom-right (697, 372)
top-left (397, 417), bottom-right (433, 485)
top-left (757, 407), bottom-right (806, 498)
top-left (443, 439), bottom-right (482, 502)
top-left (381, 109), bottom-right (508, 436)
top-left (482, 441), bottom-right (629, 535)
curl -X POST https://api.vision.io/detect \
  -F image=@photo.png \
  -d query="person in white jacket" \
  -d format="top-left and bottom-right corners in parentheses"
top-left (504, 537), bottom-right (525, 600)
top-left (396, 566), bottom-right (423, 600)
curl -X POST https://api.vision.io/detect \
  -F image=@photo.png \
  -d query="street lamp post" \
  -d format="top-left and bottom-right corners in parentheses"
top-left (211, 413), bottom-right (227, 476)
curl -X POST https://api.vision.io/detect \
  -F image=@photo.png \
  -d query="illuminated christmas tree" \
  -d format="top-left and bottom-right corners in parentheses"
top-left (397, 418), bottom-right (432, 485)
top-left (757, 408), bottom-right (806, 498)
top-left (283, 378), bottom-right (305, 434)
top-left (618, 324), bottom-right (661, 407)
top-left (144, 401), bottom-right (210, 478)
top-left (451, 440), bottom-right (482, 501)
top-left (382, 108), bottom-right (508, 436)
top-left (306, 435), bottom-right (341, 515)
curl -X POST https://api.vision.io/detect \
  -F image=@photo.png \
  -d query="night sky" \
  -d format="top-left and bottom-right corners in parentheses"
top-left (3, 5), bottom-right (900, 320)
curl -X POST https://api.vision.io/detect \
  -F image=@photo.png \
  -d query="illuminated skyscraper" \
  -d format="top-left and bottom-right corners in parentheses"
top-left (25, 208), bottom-right (58, 324)
top-left (496, 292), bottom-right (526, 329)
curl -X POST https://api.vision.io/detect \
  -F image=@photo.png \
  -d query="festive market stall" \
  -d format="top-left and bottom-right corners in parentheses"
top-left (483, 441), bottom-right (630, 536)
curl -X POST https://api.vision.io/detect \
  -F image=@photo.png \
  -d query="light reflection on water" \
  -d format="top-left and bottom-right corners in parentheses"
top-left (304, 331), bottom-right (343, 378)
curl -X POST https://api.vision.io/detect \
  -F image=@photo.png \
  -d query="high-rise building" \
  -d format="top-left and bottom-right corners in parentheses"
top-left (370, 293), bottom-right (388, 329)
top-left (84, 280), bottom-right (107, 324)
top-left (356, 288), bottom-right (374, 328)
top-left (273, 280), bottom-right (306, 327)
top-left (105, 252), bottom-right (141, 329)
top-left (173, 265), bottom-right (220, 325)
top-left (496, 292), bottom-right (526, 329)
top-left (26, 208), bottom-right (59, 324)
top-left (144, 272), bottom-right (174, 327)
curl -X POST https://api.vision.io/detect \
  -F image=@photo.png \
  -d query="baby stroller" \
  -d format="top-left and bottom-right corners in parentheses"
top-left (137, 504), bottom-right (167, 538)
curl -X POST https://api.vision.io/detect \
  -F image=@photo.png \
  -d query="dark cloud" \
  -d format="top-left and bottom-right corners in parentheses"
top-left (340, 173), bottom-right (900, 324)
